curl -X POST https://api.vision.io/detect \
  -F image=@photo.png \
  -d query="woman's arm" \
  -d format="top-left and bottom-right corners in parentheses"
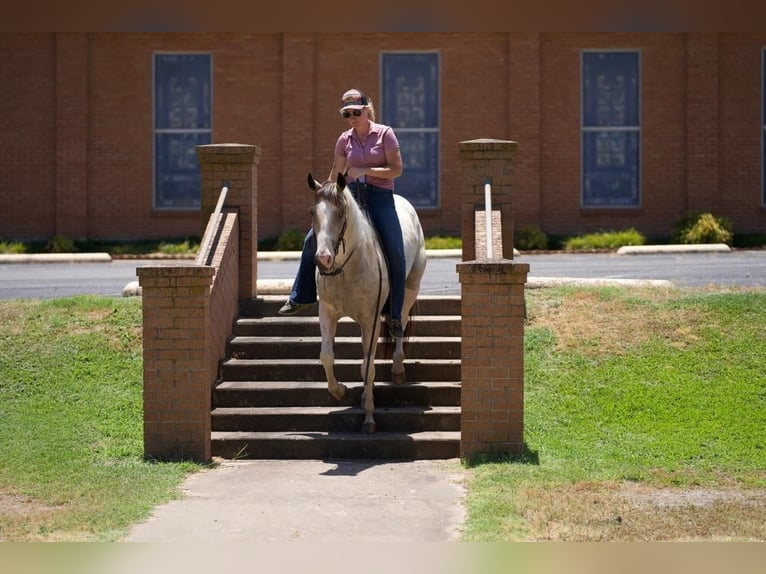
top-left (327, 154), bottom-right (348, 183)
top-left (346, 147), bottom-right (403, 181)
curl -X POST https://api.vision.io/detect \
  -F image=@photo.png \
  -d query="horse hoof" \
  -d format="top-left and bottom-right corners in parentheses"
top-left (392, 372), bottom-right (406, 385)
top-left (329, 384), bottom-right (347, 400)
top-left (362, 422), bottom-right (376, 434)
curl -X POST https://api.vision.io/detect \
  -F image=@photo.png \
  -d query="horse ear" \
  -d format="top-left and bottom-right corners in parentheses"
top-left (337, 172), bottom-right (346, 190)
top-left (307, 173), bottom-right (320, 191)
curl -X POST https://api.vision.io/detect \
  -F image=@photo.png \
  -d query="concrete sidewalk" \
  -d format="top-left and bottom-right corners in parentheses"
top-left (124, 458), bottom-right (467, 542)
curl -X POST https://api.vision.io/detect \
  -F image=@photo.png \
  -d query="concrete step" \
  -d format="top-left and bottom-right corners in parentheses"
top-left (239, 294), bottom-right (461, 318)
top-left (211, 406), bottom-right (461, 433)
top-left (210, 430), bottom-right (461, 460)
top-left (232, 315), bottom-right (461, 338)
top-left (227, 335), bottom-right (461, 360)
top-left (220, 358), bottom-right (461, 383)
top-left (213, 380), bottom-right (461, 408)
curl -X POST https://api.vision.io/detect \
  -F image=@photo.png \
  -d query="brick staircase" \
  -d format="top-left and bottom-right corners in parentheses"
top-left (210, 295), bottom-right (462, 459)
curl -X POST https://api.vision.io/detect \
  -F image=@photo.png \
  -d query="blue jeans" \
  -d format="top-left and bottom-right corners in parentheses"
top-left (289, 183), bottom-right (406, 322)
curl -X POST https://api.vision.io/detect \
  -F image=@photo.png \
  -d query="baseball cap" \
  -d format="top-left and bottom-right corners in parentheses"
top-left (340, 89), bottom-right (368, 111)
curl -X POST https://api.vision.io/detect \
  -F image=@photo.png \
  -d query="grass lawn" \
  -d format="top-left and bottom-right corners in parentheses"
top-left (0, 296), bottom-right (201, 541)
top-left (0, 286), bottom-right (764, 541)
top-left (464, 285), bottom-right (766, 541)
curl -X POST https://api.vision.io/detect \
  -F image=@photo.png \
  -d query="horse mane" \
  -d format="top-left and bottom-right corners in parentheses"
top-left (313, 176), bottom-right (373, 240)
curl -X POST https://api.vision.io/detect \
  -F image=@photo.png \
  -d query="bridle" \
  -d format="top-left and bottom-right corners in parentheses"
top-left (317, 202), bottom-right (355, 277)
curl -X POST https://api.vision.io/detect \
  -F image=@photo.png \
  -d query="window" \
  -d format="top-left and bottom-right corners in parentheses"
top-left (582, 51), bottom-right (640, 207)
top-left (153, 53), bottom-right (212, 210)
top-left (381, 52), bottom-right (440, 209)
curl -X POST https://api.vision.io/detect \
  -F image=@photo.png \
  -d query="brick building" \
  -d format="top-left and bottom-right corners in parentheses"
top-left (1, 33), bottom-right (764, 244)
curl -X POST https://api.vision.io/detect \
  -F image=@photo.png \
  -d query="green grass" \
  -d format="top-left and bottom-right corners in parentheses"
top-left (464, 286), bottom-right (766, 541)
top-left (0, 296), bottom-right (201, 541)
top-left (1, 287), bottom-right (764, 541)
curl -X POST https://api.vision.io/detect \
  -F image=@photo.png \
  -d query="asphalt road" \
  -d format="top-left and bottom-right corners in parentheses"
top-left (0, 250), bottom-right (765, 300)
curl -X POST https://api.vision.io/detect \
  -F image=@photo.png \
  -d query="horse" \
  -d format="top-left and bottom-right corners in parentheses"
top-left (307, 172), bottom-right (427, 434)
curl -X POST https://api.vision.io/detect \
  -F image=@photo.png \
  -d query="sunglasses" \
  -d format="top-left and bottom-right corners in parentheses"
top-left (341, 109), bottom-right (363, 118)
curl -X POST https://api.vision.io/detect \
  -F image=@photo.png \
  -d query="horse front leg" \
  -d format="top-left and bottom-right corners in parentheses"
top-left (318, 310), bottom-right (346, 401)
top-left (359, 321), bottom-right (378, 434)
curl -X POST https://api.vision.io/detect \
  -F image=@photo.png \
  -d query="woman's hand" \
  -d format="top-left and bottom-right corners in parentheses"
top-left (347, 166), bottom-right (366, 180)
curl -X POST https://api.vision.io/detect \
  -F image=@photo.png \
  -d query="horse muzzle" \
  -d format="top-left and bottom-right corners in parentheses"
top-left (315, 252), bottom-right (334, 273)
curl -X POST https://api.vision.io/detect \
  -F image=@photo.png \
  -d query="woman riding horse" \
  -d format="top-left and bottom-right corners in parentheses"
top-left (279, 88), bottom-right (407, 339)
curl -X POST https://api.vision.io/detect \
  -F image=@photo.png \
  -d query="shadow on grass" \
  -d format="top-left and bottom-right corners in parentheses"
top-left (464, 443), bottom-right (539, 468)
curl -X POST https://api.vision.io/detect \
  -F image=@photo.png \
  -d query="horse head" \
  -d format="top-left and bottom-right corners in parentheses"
top-left (307, 172), bottom-right (350, 274)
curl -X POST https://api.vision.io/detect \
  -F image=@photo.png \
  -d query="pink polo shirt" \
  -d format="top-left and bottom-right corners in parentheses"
top-left (334, 121), bottom-right (400, 191)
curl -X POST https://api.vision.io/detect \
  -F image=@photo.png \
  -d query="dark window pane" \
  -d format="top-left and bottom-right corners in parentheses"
top-left (154, 54), bottom-right (211, 130)
top-left (154, 132), bottom-right (211, 209)
top-left (583, 130), bottom-right (640, 206)
top-left (583, 52), bottom-right (639, 127)
top-left (396, 131), bottom-right (439, 208)
top-left (382, 53), bottom-right (439, 128)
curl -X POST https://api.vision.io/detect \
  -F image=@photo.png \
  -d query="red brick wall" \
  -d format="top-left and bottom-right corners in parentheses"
top-left (0, 34), bottom-right (56, 240)
top-left (719, 33), bottom-right (766, 232)
top-left (2, 33), bottom-right (765, 244)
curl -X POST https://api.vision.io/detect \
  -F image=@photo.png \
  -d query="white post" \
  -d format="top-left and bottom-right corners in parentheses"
top-left (484, 177), bottom-right (493, 259)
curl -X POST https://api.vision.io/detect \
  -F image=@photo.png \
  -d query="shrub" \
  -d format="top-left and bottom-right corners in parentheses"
top-left (674, 212), bottom-right (733, 245)
top-left (158, 239), bottom-right (199, 255)
top-left (0, 240), bottom-right (26, 254)
top-left (275, 229), bottom-right (306, 251)
top-left (424, 235), bottom-right (462, 250)
top-left (46, 235), bottom-right (76, 253)
top-left (515, 225), bottom-right (548, 250)
top-left (564, 228), bottom-right (646, 251)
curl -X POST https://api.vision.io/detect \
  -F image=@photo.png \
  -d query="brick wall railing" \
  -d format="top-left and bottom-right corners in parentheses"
top-left (198, 143), bottom-right (261, 300)
top-left (137, 210), bottom-right (239, 461)
top-left (457, 138), bottom-right (529, 460)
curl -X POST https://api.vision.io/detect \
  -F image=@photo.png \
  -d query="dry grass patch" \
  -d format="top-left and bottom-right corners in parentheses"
top-left (0, 490), bottom-right (67, 542)
top-left (528, 287), bottom-right (704, 355)
top-left (519, 482), bottom-right (766, 541)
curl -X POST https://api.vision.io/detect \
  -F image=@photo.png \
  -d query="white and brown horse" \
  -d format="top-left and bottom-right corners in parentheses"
top-left (308, 172), bottom-right (427, 433)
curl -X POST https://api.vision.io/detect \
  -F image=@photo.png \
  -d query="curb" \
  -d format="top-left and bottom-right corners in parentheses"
top-left (616, 243), bottom-right (731, 255)
top-left (0, 252), bottom-right (112, 264)
top-left (527, 276), bottom-right (674, 288)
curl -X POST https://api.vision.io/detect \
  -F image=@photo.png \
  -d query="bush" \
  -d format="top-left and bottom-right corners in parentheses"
top-left (46, 235), bottom-right (76, 253)
top-left (424, 235), bottom-right (462, 250)
top-left (674, 212), bottom-right (733, 245)
top-left (158, 239), bottom-right (199, 255)
top-left (515, 225), bottom-right (548, 250)
top-left (0, 240), bottom-right (26, 254)
top-left (564, 228), bottom-right (646, 251)
top-left (275, 229), bottom-right (306, 251)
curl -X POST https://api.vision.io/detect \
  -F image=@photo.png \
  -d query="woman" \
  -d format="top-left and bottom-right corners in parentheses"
top-left (278, 88), bottom-right (407, 338)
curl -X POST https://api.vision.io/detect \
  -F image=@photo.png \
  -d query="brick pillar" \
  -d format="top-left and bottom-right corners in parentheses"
top-left (137, 265), bottom-right (215, 462)
top-left (458, 137), bottom-right (527, 460)
top-left (197, 143), bottom-right (262, 299)
top-left (458, 139), bottom-right (519, 261)
top-left (457, 261), bottom-right (529, 459)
